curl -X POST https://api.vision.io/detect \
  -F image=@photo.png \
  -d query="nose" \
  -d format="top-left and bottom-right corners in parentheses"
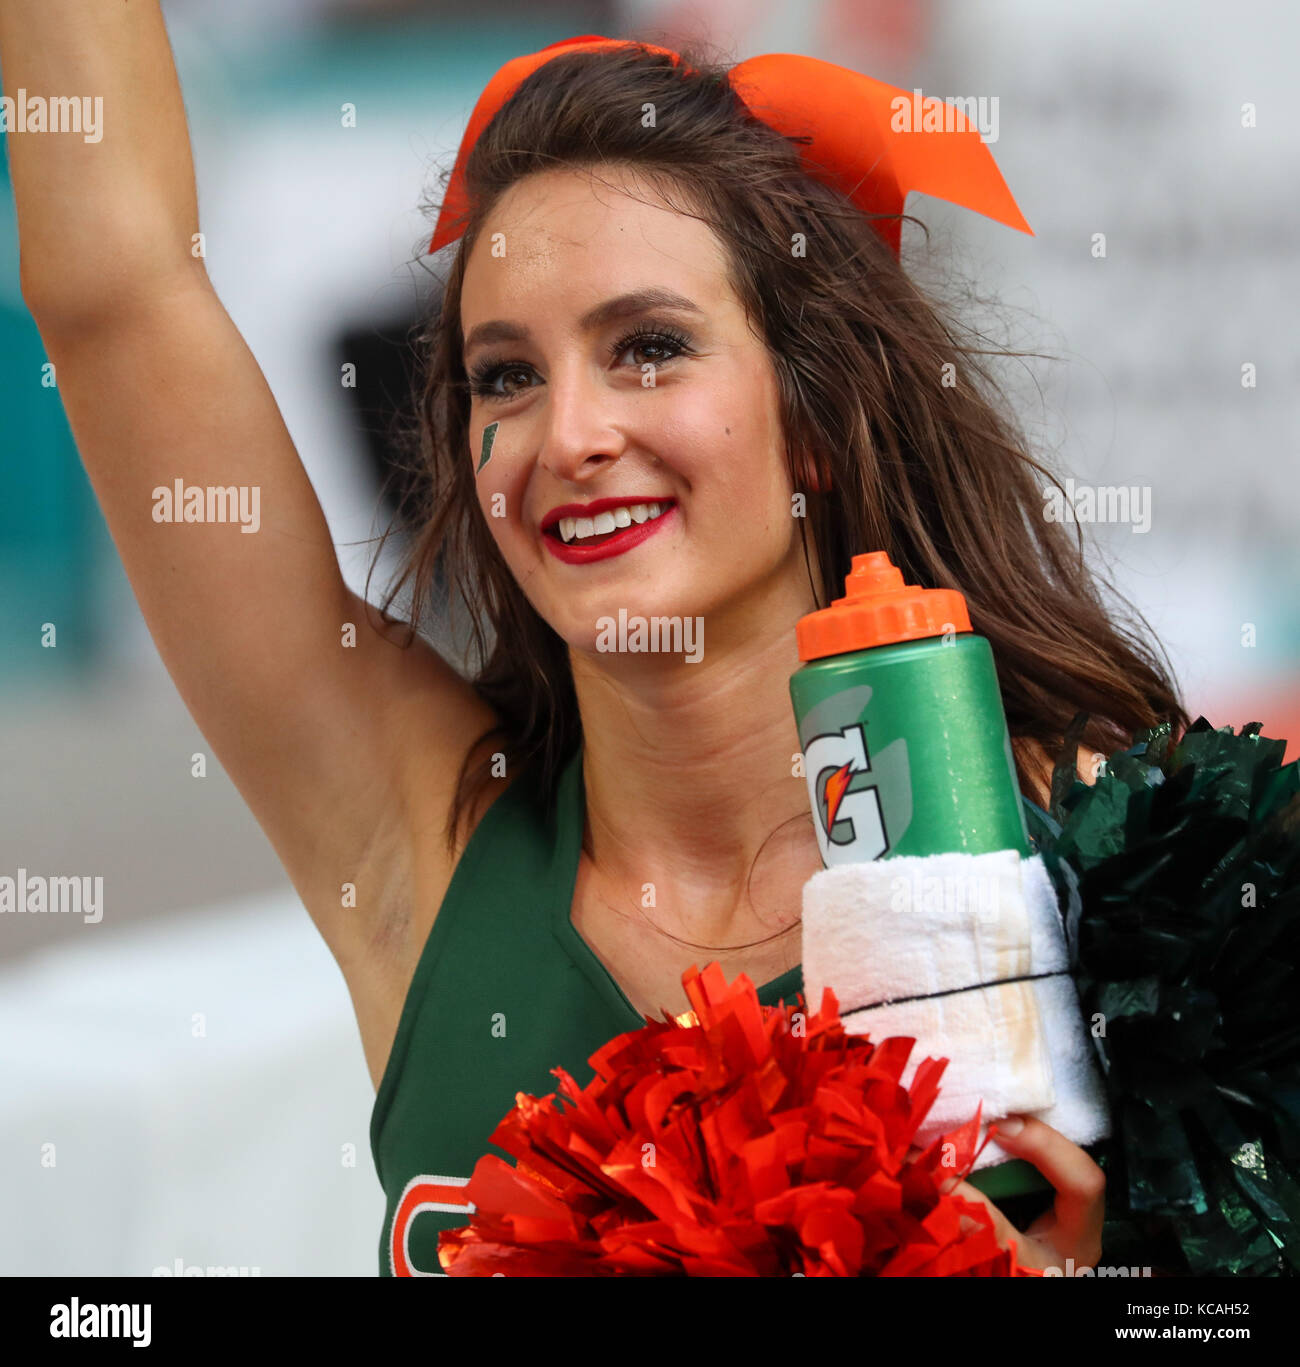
top-left (535, 357), bottom-right (629, 484)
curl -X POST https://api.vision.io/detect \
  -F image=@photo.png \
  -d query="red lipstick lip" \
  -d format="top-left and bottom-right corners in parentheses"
top-left (542, 501), bottom-right (677, 564)
top-left (541, 496), bottom-right (676, 533)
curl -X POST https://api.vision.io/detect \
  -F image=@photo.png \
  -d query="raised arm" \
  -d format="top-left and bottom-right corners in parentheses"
top-left (0, 1), bottom-right (498, 954)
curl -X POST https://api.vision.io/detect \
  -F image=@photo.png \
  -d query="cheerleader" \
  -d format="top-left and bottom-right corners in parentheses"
top-left (2, 11), bottom-right (1189, 1276)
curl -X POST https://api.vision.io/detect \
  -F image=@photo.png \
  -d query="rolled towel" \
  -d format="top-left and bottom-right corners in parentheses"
top-left (976, 852), bottom-right (1111, 1168)
top-left (802, 849), bottom-right (1110, 1169)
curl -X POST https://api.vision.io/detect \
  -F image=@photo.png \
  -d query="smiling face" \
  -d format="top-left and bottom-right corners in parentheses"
top-left (459, 164), bottom-right (817, 656)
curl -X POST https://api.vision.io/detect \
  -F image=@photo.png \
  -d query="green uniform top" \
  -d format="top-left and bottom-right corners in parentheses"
top-left (369, 742), bottom-right (1058, 1276)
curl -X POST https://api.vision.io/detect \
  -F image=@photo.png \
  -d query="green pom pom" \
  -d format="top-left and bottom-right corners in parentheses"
top-left (1035, 714), bottom-right (1300, 1276)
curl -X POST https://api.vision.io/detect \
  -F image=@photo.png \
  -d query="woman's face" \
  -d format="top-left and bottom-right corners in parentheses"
top-left (459, 165), bottom-right (815, 660)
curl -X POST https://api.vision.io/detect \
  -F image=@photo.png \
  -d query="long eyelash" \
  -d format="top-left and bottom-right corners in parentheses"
top-left (462, 358), bottom-right (513, 396)
top-left (465, 324), bottom-right (693, 398)
top-left (606, 323), bottom-right (692, 361)
top-left (465, 358), bottom-right (519, 396)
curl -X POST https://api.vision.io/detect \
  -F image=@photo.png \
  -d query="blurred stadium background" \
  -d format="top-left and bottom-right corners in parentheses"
top-left (1, 0), bottom-right (1297, 1274)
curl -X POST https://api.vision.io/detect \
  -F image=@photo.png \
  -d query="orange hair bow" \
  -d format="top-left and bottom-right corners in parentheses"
top-left (427, 34), bottom-right (1032, 258)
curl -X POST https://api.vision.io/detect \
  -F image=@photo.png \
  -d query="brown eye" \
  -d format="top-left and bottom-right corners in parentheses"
top-left (495, 366), bottom-right (533, 393)
top-left (610, 326), bottom-right (692, 370)
top-left (625, 338), bottom-right (675, 365)
top-left (469, 362), bottom-right (537, 399)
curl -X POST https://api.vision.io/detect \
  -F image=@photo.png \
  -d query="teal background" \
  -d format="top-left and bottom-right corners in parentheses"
top-left (0, 136), bottom-right (112, 678)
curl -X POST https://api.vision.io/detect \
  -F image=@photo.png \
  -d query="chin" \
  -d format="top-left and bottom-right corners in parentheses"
top-left (547, 585), bottom-right (710, 660)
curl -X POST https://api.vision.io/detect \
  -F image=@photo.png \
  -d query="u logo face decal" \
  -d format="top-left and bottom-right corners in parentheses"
top-left (477, 421), bottom-right (499, 473)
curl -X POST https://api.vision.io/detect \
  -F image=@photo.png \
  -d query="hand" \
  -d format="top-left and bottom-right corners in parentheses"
top-left (945, 1114), bottom-right (1106, 1274)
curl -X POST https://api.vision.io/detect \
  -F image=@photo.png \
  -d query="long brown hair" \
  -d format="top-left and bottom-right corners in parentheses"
top-left (374, 40), bottom-right (1189, 857)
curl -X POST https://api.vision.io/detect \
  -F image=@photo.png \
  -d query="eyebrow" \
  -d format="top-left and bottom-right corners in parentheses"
top-left (462, 287), bottom-right (704, 357)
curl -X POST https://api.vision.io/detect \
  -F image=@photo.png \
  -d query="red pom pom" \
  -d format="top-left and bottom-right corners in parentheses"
top-left (437, 963), bottom-right (1041, 1276)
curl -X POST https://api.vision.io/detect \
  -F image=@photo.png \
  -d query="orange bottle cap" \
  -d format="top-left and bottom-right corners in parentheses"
top-left (795, 551), bottom-right (972, 661)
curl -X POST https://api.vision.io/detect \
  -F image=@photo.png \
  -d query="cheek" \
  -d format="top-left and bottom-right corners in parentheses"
top-left (669, 380), bottom-right (790, 505)
top-left (469, 422), bottom-right (531, 546)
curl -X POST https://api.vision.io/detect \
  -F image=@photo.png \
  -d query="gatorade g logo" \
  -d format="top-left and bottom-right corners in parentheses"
top-left (803, 723), bottom-right (890, 865)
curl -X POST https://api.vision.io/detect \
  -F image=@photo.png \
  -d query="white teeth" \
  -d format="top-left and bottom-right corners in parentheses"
top-left (553, 501), bottom-right (671, 543)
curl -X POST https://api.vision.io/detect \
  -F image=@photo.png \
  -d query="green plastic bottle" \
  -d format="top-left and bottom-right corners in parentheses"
top-left (790, 551), bottom-right (1047, 1201)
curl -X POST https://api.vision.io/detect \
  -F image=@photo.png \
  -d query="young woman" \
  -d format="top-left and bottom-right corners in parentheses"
top-left (4, 9), bottom-right (1188, 1276)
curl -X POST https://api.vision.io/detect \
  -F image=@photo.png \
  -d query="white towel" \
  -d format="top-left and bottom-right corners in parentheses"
top-left (802, 849), bottom-right (1110, 1170)
top-left (981, 852), bottom-right (1112, 1167)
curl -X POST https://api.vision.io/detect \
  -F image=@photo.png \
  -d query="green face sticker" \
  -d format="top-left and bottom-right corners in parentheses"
top-left (476, 421), bottom-right (498, 473)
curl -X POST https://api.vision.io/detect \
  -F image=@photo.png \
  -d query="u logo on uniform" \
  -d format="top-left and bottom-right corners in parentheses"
top-left (389, 1174), bottom-right (474, 1277)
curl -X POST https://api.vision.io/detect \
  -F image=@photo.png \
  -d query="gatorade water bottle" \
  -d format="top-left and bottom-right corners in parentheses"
top-left (790, 550), bottom-right (1046, 1201)
top-left (790, 551), bottom-right (1030, 865)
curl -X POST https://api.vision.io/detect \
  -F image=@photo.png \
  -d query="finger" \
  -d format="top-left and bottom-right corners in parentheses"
top-left (949, 1181), bottom-right (1078, 1274)
top-left (947, 1181), bottom-right (1031, 1259)
top-left (990, 1116), bottom-right (1105, 1254)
